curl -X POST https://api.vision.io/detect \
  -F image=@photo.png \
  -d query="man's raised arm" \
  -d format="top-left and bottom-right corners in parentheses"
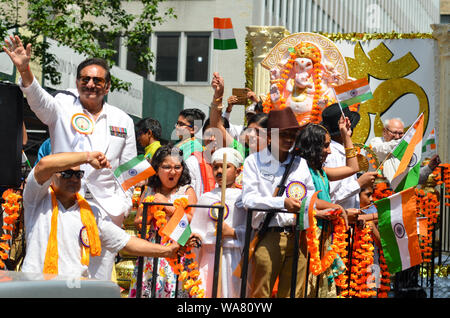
top-left (3, 35), bottom-right (34, 87)
top-left (34, 151), bottom-right (111, 185)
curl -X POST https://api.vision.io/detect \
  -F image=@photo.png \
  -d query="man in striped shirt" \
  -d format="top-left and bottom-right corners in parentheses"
top-left (369, 118), bottom-right (440, 185)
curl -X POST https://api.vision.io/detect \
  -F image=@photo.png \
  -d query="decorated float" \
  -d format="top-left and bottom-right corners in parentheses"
top-left (259, 32), bottom-right (348, 126)
top-left (247, 31), bottom-right (448, 297)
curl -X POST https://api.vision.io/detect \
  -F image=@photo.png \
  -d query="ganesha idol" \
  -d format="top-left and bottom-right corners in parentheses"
top-left (261, 33), bottom-right (348, 126)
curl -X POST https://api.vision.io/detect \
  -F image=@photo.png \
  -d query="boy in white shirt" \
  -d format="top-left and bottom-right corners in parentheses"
top-left (190, 147), bottom-right (246, 298)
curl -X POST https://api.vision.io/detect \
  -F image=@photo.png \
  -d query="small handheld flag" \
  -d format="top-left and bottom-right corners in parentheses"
top-left (161, 203), bottom-right (192, 246)
top-left (333, 78), bottom-right (373, 112)
top-left (387, 113), bottom-right (424, 192)
top-left (114, 155), bottom-right (156, 192)
top-left (213, 17), bottom-right (237, 50)
top-left (422, 128), bottom-right (436, 155)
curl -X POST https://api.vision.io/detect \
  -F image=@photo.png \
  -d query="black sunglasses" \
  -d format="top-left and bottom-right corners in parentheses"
top-left (59, 170), bottom-right (85, 179)
top-left (78, 76), bottom-right (106, 87)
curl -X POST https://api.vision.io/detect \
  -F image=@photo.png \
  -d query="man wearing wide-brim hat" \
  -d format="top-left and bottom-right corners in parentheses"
top-left (321, 103), bottom-right (378, 210)
top-left (241, 106), bottom-right (348, 298)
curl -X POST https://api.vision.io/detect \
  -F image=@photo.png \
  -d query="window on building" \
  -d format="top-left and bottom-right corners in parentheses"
top-left (127, 39), bottom-right (150, 79)
top-left (153, 32), bottom-right (211, 84)
top-left (96, 32), bottom-right (120, 66)
top-left (185, 34), bottom-right (210, 82)
top-left (155, 34), bottom-right (180, 82)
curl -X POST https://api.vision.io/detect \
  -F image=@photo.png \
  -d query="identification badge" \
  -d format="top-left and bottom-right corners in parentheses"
top-left (110, 126), bottom-right (127, 138)
top-left (208, 201), bottom-right (229, 221)
top-left (71, 113), bottom-right (94, 135)
top-left (286, 181), bottom-right (307, 200)
top-left (79, 226), bottom-right (90, 248)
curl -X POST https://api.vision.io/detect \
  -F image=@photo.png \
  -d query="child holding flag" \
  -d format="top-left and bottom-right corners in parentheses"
top-left (128, 145), bottom-right (197, 298)
top-left (189, 147), bottom-right (246, 298)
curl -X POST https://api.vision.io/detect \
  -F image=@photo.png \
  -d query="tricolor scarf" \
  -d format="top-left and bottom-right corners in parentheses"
top-left (43, 188), bottom-right (102, 274)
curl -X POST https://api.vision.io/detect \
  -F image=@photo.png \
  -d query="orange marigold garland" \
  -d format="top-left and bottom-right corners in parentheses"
top-left (0, 189), bottom-right (22, 269)
top-left (138, 196), bottom-right (204, 298)
top-left (352, 224), bottom-right (376, 298)
top-left (306, 209), bottom-right (348, 276)
top-left (377, 249), bottom-right (391, 298)
top-left (372, 181), bottom-right (393, 201)
top-left (337, 224), bottom-right (377, 298)
top-left (415, 188), bottom-right (439, 262)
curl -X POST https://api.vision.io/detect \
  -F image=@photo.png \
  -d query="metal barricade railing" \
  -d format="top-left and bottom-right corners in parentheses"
top-left (134, 192), bottom-right (448, 299)
top-left (239, 208), bottom-right (306, 298)
top-left (402, 166), bottom-right (449, 298)
top-left (135, 201), bottom-right (225, 299)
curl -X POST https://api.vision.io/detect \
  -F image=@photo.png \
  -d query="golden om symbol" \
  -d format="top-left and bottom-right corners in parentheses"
top-left (347, 42), bottom-right (429, 144)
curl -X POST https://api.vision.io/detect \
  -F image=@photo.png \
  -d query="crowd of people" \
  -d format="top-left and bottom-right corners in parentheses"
top-left (2, 35), bottom-right (441, 299)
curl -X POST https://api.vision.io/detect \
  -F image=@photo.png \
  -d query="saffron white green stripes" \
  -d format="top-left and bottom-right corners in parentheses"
top-left (333, 78), bottom-right (373, 109)
top-left (298, 191), bottom-right (320, 231)
top-left (389, 113), bottom-right (424, 192)
top-left (213, 17), bottom-right (237, 50)
top-left (422, 128), bottom-right (436, 154)
top-left (162, 208), bottom-right (192, 246)
top-left (376, 188), bottom-right (423, 274)
top-left (114, 155), bottom-right (156, 192)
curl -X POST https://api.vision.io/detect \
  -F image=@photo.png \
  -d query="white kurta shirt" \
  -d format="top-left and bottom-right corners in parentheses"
top-left (369, 136), bottom-right (401, 181)
top-left (324, 140), bottom-right (360, 209)
top-left (241, 147), bottom-right (315, 230)
top-left (190, 187), bottom-right (246, 298)
top-left (22, 168), bottom-right (130, 279)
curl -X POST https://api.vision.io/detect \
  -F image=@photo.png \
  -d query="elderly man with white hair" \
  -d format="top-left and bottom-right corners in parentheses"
top-left (369, 117), bottom-right (440, 184)
top-left (370, 118), bottom-right (405, 162)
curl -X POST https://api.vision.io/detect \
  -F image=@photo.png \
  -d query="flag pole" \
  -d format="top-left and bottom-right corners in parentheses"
top-left (331, 87), bottom-right (346, 118)
top-left (213, 153), bottom-right (227, 298)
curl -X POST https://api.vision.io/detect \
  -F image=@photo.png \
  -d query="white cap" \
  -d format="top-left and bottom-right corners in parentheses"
top-left (211, 147), bottom-right (244, 168)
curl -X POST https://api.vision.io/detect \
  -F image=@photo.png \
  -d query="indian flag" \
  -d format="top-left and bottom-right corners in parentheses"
top-left (114, 155), bottom-right (156, 192)
top-left (161, 206), bottom-right (191, 246)
top-left (376, 188), bottom-right (423, 274)
top-left (213, 17), bottom-right (237, 50)
top-left (298, 191), bottom-right (320, 230)
top-left (388, 113), bottom-right (424, 192)
top-left (422, 128), bottom-right (436, 154)
top-left (333, 78), bottom-right (373, 109)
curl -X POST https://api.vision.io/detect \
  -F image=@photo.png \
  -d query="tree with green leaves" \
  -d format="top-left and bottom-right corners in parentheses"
top-left (0, 0), bottom-right (176, 91)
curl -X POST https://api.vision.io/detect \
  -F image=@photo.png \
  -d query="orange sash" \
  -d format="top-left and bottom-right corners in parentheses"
top-left (192, 151), bottom-right (215, 193)
top-left (43, 188), bottom-right (101, 274)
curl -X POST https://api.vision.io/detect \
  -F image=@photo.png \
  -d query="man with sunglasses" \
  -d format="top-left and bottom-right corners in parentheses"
top-left (4, 36), bottom-right (137, 280)
top-left (22, 151), bottom-right (198, 279)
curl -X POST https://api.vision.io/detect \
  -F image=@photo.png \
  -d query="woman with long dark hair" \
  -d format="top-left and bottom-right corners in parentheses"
top-left (297, 116), bottom-right (359, 297)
